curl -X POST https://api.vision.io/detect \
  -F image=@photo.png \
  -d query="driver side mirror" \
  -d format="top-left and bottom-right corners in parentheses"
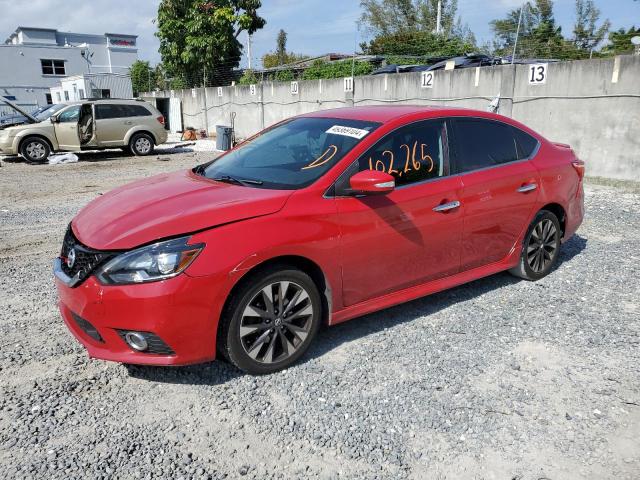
top-left (349, 170), bottom-right (395, 195)
top-left (50, 115), bottom-right (59, 123)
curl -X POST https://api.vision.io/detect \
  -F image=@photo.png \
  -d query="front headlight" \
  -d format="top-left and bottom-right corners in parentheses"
top-left (95, 236), bottom-right (204, 285)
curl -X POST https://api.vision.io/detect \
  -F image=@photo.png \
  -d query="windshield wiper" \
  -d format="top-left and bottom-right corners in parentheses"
top-left (212, 175), bottom-right (263, 186)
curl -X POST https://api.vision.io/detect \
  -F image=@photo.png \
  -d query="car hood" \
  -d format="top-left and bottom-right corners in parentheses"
top-left (72, 169), bottom-right (293, 250)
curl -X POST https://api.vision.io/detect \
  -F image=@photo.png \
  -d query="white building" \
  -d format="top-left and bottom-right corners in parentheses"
top-left (50, 73), bottom-right (133, 103)
top-left (0, 26), bottom-right (138, 112)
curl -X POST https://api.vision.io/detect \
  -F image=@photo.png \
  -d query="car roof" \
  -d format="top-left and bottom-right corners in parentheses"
top-left (300, 105), bottom-right (481, 124)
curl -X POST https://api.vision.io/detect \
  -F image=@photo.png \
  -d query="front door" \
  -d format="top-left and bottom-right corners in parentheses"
top-left (53, 105), bottom-right (81, 150)
top-left (450, 118), bottom-right (540, 271)
top-left (336, 119), bottom-right (464, 307)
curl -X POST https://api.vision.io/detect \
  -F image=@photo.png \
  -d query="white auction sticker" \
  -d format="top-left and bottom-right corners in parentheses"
top-left (326, 125), bottom-right (370, 139)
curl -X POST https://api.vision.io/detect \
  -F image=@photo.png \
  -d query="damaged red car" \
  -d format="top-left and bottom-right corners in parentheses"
top-left (54, 106), bottom-right (584, 374)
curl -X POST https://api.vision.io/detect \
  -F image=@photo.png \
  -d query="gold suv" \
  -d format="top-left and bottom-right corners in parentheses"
top-left (0, 98), bottom-right (168, 162)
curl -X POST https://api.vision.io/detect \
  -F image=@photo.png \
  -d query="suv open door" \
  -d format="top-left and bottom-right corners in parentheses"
top-left (51, 105), bottom-right (82, 151)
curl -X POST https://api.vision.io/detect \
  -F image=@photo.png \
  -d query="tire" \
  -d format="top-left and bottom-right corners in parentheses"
top-left (129, 133), bottom-right (155, 156)
top-left (509, 210), bottom-right (562, 281)
top-left (218, 267), bottom-right (322, 375)
top-left (20, 137), bottom-right (51, 163)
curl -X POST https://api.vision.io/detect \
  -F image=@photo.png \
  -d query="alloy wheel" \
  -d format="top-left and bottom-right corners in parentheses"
top-left (135, 137), bottom-right (152, 154)
top-left (26, 141), bottom-right (46, 160)
top-left (526, 218), bottom-right (558, 273)
top-left (239, 281), bottom-right (314, 364)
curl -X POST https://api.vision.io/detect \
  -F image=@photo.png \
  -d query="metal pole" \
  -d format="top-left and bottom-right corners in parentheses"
top-left (436, 0), bottom-right (442, 34)
top-left (511, 3), bottom-right (525, 64)
top-left (247, 33), bottom-right (253, 70)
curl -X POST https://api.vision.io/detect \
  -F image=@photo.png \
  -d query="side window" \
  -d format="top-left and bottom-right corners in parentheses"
top-left (95, 105), bottom-right (124, 120)
top-left (57, 106), bottom-right (80, 123)
top-left (356, 120), bottom-right (448, 187)
top-left (120, 105), bottom-right (153, 117)
top-left (453, 118), bottom-right (520, 173)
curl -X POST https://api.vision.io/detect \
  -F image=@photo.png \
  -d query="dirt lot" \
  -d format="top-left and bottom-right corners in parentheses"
top-left (0, 149), bottom-right (639, 479)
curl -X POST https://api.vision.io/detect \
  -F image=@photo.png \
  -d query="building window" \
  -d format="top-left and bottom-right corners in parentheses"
top-left (91, 89), bottom-right (111, 99)
top-left (64, 91), bottom-right (69, 101)
top-left (45, 93), bottom-right (53, 105)
top-left (41, 59), bottom-right (66, 75)
top-left (79, 89), bottom-right (85, 99)
top-left (56, 92), bottom-right (61, 102)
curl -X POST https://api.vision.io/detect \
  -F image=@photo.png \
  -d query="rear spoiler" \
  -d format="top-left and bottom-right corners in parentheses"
top-left (0, 96), bottom-right (38, 123)
top-left (552, 142), bottom-right (572, 149)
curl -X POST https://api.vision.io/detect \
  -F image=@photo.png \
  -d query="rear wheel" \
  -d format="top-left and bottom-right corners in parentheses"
top-left (129, 133), bottom-right (154, 156)
top-left (219, 267), bottom-right (322, 374)
top-left (509, 210), bottom-right (561, 281)
top-left (20, 137), bottom-right (50, 163)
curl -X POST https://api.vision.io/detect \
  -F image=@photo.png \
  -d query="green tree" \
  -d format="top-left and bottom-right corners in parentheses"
top-left (359, 0), bottom-right (460, 36)
top-left (261, 29), bottom-right (309, 68)
top-left (601, 26), bottom-right (640, 55)
top-left (301, 60), bottom-right (374, 80)
top-left (491, 0), bottom-right (582, 59)
top-left (573, 0), bottom-right (610, 52)
top-left (129, 60), bottom-right (154, 95)
top-left (363, 30), bottom-right (475, 56)
top-left (237, 69), bottom-right (259, 85)
top-left (276, 29), bottom-right (287, 64)
top-left (156, 0), bottom-right (266, 87)
top-left (359, 0), bottom-right (476, 57)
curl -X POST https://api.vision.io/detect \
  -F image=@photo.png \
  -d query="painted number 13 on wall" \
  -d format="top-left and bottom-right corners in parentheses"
top-left (528, 63), bottom-right (548, 85)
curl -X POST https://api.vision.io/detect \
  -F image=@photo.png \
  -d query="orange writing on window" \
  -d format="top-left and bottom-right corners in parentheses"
top-left (302, 145), bottom-right (338, 170)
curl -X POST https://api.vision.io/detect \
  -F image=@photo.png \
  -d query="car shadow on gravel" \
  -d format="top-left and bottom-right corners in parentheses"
top-left (125, 234), bottom-right (587, 384)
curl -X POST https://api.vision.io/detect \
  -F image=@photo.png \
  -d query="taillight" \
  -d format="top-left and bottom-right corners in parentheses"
top-left (572, 159), bottom-right (585, 180)
top-left (157, 115), bottom-right (165, 125)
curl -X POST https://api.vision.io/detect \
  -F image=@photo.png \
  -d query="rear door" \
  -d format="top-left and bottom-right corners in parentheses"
top-left (94, 104), bottom-right (134, 146)
top-left (335, 119), bottom-right (464, 307)
top-left (451, 117), bottom-right (540, 271)
top-left (53, 105), bottom-right (81, 150)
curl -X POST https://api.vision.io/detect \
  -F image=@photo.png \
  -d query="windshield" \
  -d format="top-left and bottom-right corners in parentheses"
top-left (200, 117), bottom-right (381, 189)
top-left (35, 103), bottom-right (68, 122)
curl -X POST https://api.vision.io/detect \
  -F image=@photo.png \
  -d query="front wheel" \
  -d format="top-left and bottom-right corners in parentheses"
top-left (219, 268), bottom-right (322, 374)
top-left (129, 133), bottom-right (155, 156)
top-left (509, 210), bottom-right (561, 281)
top-left (20, 137), bottom-right (51, 163)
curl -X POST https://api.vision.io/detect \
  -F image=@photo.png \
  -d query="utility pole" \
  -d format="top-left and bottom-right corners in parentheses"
top-left (512, 3), bottom-right (525, 64)
top-left (436, 0), bottom-right (442, 34)
top-left (247, 33), bottom-right (253, 70)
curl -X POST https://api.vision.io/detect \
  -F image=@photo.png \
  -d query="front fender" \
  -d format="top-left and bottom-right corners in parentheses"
top-left (13, 128), bottom-right (59, 151)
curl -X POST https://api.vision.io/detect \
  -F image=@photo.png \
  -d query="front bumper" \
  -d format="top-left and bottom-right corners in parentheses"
top-left (0, 137), bottom-right (16, 155)
top-left (54, 259), bottom-right (225, 366)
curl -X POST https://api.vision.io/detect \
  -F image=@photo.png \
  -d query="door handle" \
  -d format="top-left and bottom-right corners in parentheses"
top-left (124, 121), bottom-right (133, 125)
top-left (433, 200), bottom-right (461, 212)
top-left (517, 183), bottom-right (537, 193)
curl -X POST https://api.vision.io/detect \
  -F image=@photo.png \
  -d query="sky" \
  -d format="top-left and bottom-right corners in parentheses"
top-left (0, 0), bottom-right (637, 68)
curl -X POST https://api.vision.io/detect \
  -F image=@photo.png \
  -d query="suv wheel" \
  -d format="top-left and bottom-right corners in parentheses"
top-left (129, 133), bottom-right (154, 156)
top-left (218, 267), bottom-right (322, 375)
top-left (20, 137), bottom-right (51, 163)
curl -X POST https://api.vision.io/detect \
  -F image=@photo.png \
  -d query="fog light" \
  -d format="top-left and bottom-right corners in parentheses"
top-left (124, 332), bottom-right (148, 351)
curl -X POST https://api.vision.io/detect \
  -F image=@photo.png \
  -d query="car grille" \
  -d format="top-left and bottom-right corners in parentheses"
top-left (60, 225), bottom-right (114, 286)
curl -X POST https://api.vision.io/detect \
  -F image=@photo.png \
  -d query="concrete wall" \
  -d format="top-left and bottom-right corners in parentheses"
top-left (146, 55), bottom-right (640, 180)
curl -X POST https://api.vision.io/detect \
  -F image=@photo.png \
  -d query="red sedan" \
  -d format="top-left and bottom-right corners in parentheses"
top-left (54, 106), bottom-right (584, 374)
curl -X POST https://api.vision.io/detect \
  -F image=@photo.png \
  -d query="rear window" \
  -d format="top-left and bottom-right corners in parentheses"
top-left (95, 104), bottom-right (152, 119)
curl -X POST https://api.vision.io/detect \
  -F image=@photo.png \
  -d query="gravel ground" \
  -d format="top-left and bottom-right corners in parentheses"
top-left (0, 148), bottom-right (639, 480)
